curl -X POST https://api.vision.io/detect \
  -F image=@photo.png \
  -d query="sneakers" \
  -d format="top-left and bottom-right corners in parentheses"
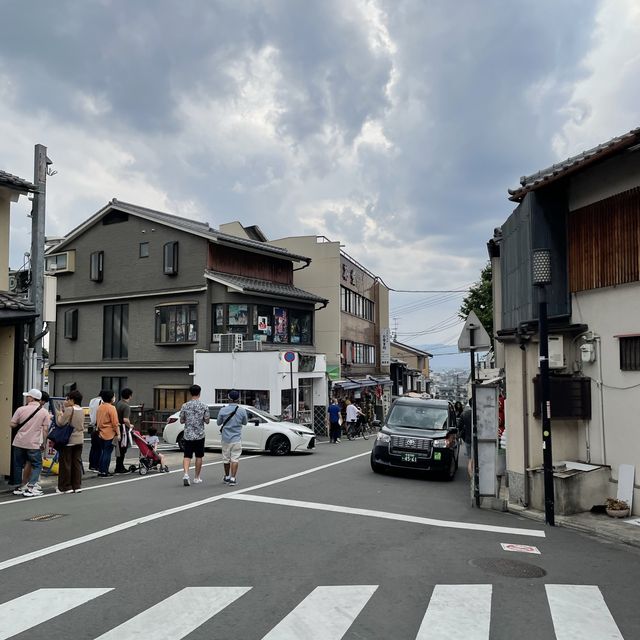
top-left (23, 484), bottom-right (44, 497)
top-left (228, 478), bottom-right (237, 486)
top-left (74, 488), bottom-right (82, 493)
top-left (336, 438), bottom-right (341, 443)
top-left (193, 477), bottom-right (203, 484)
top-left (183, 474), bottom-right (190, 486)
top-left (223, 476), bottom-right (230, 484)
top-left (13, 485), bottom-right (27, 496)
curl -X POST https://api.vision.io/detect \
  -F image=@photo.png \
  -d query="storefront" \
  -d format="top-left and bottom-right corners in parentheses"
top-left (331, 376), bottom-right (393, 421)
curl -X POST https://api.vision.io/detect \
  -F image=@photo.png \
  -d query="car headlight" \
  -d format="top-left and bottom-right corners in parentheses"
top-left (432, 438), bottom-right (448, 448)
top-left (292, 430), bottom-right (311, 437)
top-left (376, 432), bottom-right (391, 444)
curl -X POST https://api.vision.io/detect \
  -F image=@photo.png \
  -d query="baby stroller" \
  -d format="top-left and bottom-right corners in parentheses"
top-left (130, 430), bottom-right (169, 475)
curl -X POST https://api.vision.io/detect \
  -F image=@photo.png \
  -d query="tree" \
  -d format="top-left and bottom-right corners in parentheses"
top-left (459, 262), bottom-right (493, 339)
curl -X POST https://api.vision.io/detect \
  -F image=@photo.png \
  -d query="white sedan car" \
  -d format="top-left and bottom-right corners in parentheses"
top-left (162, 404), bottom-right (316, 455)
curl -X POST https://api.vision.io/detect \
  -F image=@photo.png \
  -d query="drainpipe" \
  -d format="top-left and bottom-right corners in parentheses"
top-left (521, 342), bottom-right (530, 508)
top-left (595, 334), bottom-right (607, 465)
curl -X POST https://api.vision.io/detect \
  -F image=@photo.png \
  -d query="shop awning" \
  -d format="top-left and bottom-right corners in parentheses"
top-left (332, 376), bottom-right (393, 390)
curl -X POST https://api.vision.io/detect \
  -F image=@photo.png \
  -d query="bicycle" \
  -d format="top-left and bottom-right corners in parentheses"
top-left (347, 419), bottom-right (369, 440)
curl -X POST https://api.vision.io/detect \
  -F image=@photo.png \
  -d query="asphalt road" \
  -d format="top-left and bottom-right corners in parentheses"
top-left (1, 438), bottom-right (640, 639)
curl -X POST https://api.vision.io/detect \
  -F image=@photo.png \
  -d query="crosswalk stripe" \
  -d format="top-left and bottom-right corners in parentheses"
top-left (94, 586), bottom-right (251, 639)
top-left (0, 588), bottom-right (112, 640)
top-left (416, 584), bottom-right (492, 639)
top-left (262, 585), bottom-right (378, 640)
top-left (545, 585), bottom-right (623, 640)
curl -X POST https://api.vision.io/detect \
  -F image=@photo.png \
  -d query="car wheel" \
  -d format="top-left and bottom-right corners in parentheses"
top-left (269, 434), bottom-right (291, 456)
top-left (370, 452), bottom-right (385, 473)
top-left (176, 433), bottom-right (185, 452)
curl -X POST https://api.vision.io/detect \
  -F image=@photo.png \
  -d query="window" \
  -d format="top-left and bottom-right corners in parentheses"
top-left (45, 253), bottom-right (67, 271)
top-left (211, 303), bottom-right (313, 345)
top-left (620, 336), bottom-right (640, 371)
top-left (155, 304), bottom-right (198, 343)
top-left (90, 251), bottom-right (104, 282)
top-left (103, 304), bottom-right (129, 359)
top-left (154, 386), bottom-right (190, 412)
top-left (340, 286), bottom-right (374, 321)
top-left (163, 241), bottom-right (179, 275)
top-left (139, 242), bottom-right (149, 258)
top-left (102, 377), bottom-right (128, 399)
top-left (64, 309), bottom-right (78, 340)
top-left (341, 339), bottom-right (376, 364)
top-left (62, 382), bottom-right (77, 395)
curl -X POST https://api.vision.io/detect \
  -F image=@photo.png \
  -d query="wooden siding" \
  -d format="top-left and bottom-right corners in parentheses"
top-left (568, 187), bottom-right (640, 292)
top-left (208, 244), bottom-right (292, 284)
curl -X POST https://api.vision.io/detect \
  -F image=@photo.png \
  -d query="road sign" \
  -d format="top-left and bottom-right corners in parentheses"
top-left (457, 311), bottom-right (492, 352)
top-left (283, 351), bottom-right (296, 363)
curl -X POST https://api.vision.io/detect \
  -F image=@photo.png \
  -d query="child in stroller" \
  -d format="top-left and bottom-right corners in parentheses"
top-left (131, 428), bottom-right (169, 475)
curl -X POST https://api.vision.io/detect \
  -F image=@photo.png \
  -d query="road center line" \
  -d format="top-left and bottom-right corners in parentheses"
top-left (224, 494), bottom-right (546, 538)
top-left (0, 452), bottom-right (369, 572)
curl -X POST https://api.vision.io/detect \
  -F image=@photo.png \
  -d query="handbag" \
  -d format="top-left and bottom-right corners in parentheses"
top-left (48, 423), bottom-right (73, 448)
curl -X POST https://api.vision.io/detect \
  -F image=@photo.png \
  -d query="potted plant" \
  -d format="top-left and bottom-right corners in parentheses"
top-left (605, 498), bottom-right (630, 518)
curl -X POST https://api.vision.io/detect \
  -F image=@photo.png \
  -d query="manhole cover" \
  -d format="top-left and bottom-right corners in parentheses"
top-left (470, 557), bottom-right (546, 578)
top-left (26, 513), bottom-right (66, 522)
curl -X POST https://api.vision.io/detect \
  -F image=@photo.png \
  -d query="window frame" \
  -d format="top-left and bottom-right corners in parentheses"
top-left (620, 336), bottom-right (640, 371)
top-left (103, 303), bottom-right (129, 360)
top-left (63, 308), bottom-right (78, 340)
top-left (163, 241), bottom-right (179, 275)
top-left (90, 251), bottom-right (104, 282)
top-left (155, 303), bottom-right (198, 344)
top-left (139, 242), bottom-right (149, 258)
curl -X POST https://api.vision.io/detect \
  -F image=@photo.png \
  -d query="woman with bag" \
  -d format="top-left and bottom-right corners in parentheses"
top-left (55, 390), bottom-right (86, 494)
top-left (96, 389), bottom-right (120, 477)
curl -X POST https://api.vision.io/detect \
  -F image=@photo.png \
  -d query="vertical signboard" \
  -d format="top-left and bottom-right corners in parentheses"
top-left (380, 328), bottom-right (391, 367)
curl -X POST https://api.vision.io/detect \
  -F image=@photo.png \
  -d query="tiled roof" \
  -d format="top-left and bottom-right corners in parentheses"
top-left (0, 292), bottom-right (36, 324)
top-left (205, 269), bottom-right (328, 305)
top-left (0, 170), bottom-right (37, 193)
top-left (508, 126), bottom-right (640, 201)
top-left (52, 199), bottom-right (311, 263)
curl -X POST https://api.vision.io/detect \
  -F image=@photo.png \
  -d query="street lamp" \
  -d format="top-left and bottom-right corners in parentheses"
top-left (532, 248), bottom-right (554, 526)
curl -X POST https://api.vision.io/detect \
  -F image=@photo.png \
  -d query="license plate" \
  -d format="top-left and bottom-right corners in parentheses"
top-left (401, 453), bottom-right (417, 463)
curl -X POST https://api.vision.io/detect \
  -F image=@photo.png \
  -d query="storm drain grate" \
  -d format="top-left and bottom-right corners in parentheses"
top-left (470, 557), bottom-right (547, 578)
top-left (26, 513), bottom-right (66, 522)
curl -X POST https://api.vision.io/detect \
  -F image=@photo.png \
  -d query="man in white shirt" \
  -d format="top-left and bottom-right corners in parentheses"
top-left (345, 401), bottom-right (362, 437)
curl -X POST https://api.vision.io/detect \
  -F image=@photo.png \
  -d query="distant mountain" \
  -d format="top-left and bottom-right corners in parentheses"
top-left (420, 344), bottom-right (470, 372)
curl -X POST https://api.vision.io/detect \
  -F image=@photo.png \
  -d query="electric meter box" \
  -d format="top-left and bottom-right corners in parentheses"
top-left (547, 335), bottom-right (564, 369)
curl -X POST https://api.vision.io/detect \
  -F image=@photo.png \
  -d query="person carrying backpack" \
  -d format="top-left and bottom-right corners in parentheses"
top-left (217, 390), bottom-right (247, 486)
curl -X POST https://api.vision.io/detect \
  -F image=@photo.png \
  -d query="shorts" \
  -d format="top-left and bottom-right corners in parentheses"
top-left (221, 441), bottom-right (242, 463)
top-left (183, 438), bottom-right (205, 459)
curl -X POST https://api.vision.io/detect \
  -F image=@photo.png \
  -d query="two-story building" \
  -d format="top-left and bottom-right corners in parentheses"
top-left (47, 200), bottom-right (328, 419)
top-left (493, 126), bottom-right (640, 515)
top-left (390, 340), bottom-right (432, 396)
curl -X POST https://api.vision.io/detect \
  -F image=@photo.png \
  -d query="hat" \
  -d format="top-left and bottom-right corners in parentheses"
top-left (228, 390), bottom-right (240, 401)
top-left (23, 388), bottom-right (42, 401)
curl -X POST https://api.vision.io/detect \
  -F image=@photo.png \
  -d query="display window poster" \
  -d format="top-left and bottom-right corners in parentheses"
top-left (258, 316), bottom-right (270, 331)
top-left (274, 307), bottom-right (288, 342)
top-left (215, 305), bottom-right (224, 326)
top-left (228, 304), bottom-right (248, 325)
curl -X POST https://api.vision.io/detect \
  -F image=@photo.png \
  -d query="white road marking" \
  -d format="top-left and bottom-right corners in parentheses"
top-left (0, 456), bottom-right (261, 506)
top-left (94, 587), bottom-right (251, 639)
top-left (0, 452), bottom-right (369, 572)
top-left (416, 585), bottom-right (492, 639)
top-left (225, 494), bottom-right (546, 537)
top-left (262, 585), bottom-right (377, 640)
top-left (0, 588), bottom-right (112, 640)
top-left (545, 585), bottom-right (623, 640)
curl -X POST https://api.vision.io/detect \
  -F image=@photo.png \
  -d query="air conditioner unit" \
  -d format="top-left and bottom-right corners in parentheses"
top-left (219, 333), bottom-right (243, 352)
top-left (211, 333), bottom-right (222, 343)
top-left (242, 340), bottom-right (262, 352)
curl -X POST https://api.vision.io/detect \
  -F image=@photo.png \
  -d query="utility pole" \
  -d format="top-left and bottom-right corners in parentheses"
top-left (28, 144), bottom-right (51, 387)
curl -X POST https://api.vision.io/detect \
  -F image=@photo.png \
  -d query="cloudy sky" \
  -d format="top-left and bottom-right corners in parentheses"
top-left (2, 0), bottom-right (639, 360)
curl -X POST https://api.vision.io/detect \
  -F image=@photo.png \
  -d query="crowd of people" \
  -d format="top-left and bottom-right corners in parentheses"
top-left (9, 383), bottom-right (250, 497)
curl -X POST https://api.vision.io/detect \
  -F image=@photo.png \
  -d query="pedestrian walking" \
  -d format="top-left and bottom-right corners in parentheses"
top-left (328, 398), bottom-right (341, 443)
top-left (460, 399), bottom-right (473, 478)
top-left (88, 392), bottom-right (103, 472)
top-left (10, 389), bottom-right (50, 497)
top-left (55, 390), bottom-right (86, 493)
top-left (217, 390), bottom-right (247, 486)
top-left (114, 388), bottom-right (133, 473)
top-left (96, 389), bottom-right (120, 477)
top-left (15, 391), bottom-right (51, 493)
top-left (179, 384), bottom-right (210, 486)
top-left (345, 400), bottom-right (362, 438)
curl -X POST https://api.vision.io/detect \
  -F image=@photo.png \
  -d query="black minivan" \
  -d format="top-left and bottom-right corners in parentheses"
top-left (370, 397), bottom-right (459, 480)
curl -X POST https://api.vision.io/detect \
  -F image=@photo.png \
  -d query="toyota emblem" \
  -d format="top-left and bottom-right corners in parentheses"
top-left (406, 439), bottom-right (416, 446)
